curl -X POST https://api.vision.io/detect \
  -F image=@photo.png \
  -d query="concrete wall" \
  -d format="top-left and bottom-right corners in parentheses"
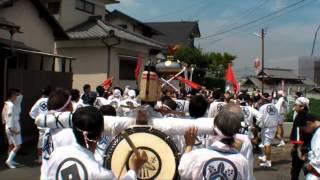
top-left (56, 39), bottom-right (152, 91)
top-left (58, 0), bottom-right (106, 30)
top-left (0, 0), bottom-right (55, 53)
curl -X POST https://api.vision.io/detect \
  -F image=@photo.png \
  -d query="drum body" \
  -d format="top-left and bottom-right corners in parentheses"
top-left (104, 126), bottom-right (180, 180)
top-left (139, 71), bottom-right (161, 102)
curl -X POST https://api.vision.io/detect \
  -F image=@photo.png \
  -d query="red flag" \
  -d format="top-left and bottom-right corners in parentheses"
top-left (176, 76), bottom-right (201, 90)
top-left (135, 56), bottom-right (143, 81)
top-left (103, 77), bottom-right (113, 90)
top-left (225, 63), bottom-right (239, 94)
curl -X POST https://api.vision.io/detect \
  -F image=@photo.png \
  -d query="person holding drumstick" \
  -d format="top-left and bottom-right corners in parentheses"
top-left (178, 104), bottom-right (250, 179)
top-left (46, 106), bottom-right (147, 179)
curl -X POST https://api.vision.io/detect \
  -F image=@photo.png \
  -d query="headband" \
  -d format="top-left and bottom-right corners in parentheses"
top-left (213, 126), bottom-right (232, 139)
top-left (49, 96), bottom-right (72, 113)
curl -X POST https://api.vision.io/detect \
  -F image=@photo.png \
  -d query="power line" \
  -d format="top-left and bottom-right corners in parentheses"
top-left (215, 0), bottom-right (269, 31)
top-left (198, 0), bottom-right (308, 40)
top-left (199, 0), bottom-right (316, 45)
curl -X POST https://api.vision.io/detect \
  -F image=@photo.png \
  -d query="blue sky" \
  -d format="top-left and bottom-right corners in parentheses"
top-left (107, 0), bottom-right (320, 77)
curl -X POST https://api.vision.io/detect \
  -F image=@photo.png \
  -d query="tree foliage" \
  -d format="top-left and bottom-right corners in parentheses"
top-left (174, 47), bottom-right (236, 89)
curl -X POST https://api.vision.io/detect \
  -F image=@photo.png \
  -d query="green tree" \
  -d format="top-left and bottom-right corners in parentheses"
top-left (175, 47), bottom-right (236, 89)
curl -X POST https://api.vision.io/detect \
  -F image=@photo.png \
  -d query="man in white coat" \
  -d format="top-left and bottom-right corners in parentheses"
top-left (2, 89), bottom-right (21, 168)
top-left (258, 93), bottom-right (281, 167)
top-left (29, 86), bottom-right (51, 163)
top-left (299, 114), bottom-right (320, 180)
top-left (275, 90), bottom-right (288, 147)
top-left (178, 104), bottom-right (249, 180)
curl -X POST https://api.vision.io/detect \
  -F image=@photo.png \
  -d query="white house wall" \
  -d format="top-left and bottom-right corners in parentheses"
top-left (0, 0), bottom-right (55, 53)
top-left (56, 39), bottom-right (153, 90)
top-left (58, 0), bottom-right (106, 30)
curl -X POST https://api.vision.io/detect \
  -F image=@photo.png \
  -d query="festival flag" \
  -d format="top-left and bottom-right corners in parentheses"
top-left (176, 76), bottom-right (201, 90)
top-left (225, 63), bottom-right (239, 94)
top-left (135, 55), bottom-right (143, 81)
top-left (102, 77), bottom-right (113, 90)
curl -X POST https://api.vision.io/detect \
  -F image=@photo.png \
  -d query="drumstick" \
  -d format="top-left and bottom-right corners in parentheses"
top-left (117, 132), bottom-right (140, 179)
top-left (122, 132), bottom-right (139, 156)
top-left (117, 151), bottom-right (131, 179)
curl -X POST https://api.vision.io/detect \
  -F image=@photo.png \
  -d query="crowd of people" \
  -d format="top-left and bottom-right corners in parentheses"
top-left (1, 82), bottom-right (320, 179)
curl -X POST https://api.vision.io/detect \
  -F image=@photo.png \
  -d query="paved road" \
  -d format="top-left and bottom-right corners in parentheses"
top-left (0, 141), bottom-right (304, 180)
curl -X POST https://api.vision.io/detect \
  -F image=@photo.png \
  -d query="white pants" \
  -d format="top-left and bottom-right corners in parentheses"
top-left (261, 127), bottom-right (277, 146)
top-left (306, 173), bottom-right (320, 180)
top-left (6, 128), bottom-right (22, 145)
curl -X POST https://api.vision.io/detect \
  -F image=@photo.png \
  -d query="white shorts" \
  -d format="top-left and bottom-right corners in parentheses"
top-left (5, 128), bottom-right (22, 145)
top-left (261, 127), bottom-right (277, 146)
top-left (37, 129), bottom-right (45, 148)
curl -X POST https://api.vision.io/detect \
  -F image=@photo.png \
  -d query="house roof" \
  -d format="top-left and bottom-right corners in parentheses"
top-left (105, 10), bottom-right (161, 35)
top-left (257, 68), bottom-right (303, 80)
top-left (0, 38), bottom-right (75, 59)
top-left (0, 0), bottom-right (68, 40)
top-left (67, 17), bottom-right (165, 49)
top-left (241, 77), bottom-right (271, 89)
top-left (0, 0), bottom-right (14, 8)
top-left (0, 17), bottom-right (20, 32)
top-left (0, 38), bottom-right (38, 51)
top-left (30, 0), bottom-right (68, 40)
top-left (145, 21), bottom-right (201, 46)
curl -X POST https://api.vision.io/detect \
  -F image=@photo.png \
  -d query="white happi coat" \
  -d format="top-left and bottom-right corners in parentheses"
top-left (2, 101), bottom-right (17, 130)
top-left (240, 105), bottom-right (262, 127)
top-left (29, 97), bottom-right (48, 119)
top-left (234, 134), bottom-right (255, 180)
top-left (306, 127), bottom-right (320, 180)
top-left (178, 141), bottom-right (249, 180)
top-left (208, 101), bottom-right (226, 118)
top-left (258, 103), bottom-right (280, 128)
top-left (13, 95), bottom-right (23, 122)
top-left (94, 96), bottom-right (109, 109)
top-left (41, 128), bottom-right (77, 180)
top-left (46, 144), bottom-right (137, 180)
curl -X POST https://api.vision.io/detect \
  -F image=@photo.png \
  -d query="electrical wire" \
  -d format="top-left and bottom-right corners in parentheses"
top-left (199, 0), bottom-right (317, 45)
top-left (198, 0), bottom-right (308, 40)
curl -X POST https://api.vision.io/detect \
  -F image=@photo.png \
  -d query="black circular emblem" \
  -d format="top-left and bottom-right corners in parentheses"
top-left (217, 103), bottom-right (224, 112)
top-left (266, 105), bottom-right (276, 115)
top-left (95, 99), bottom-right (101, 108)
top-left (176, 102), bottom-right (183, 112)
top-left (56, 158), bottom-right (88, 180)
top-left (126, 147), bottom-right (162, 180)
top-left (241, 107), bottom-right (250, 119)
top-left (202, 158), bottom-right (238, 180)
top-left (40, 101), bottom-right (48, 111)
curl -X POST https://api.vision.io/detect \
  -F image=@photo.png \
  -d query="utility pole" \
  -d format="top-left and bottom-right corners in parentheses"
top-left (311, 24), bottom-right (320, 56)
top-left (261, 28), bottom-right (265, 93)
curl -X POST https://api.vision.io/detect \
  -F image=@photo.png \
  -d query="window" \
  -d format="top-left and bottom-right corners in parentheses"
top-left (75, 0), bottom-right (95, 14)
top-left (48, 2), bottom-right (60, 15)
top-left (119, 56), bottom-right (137, 80)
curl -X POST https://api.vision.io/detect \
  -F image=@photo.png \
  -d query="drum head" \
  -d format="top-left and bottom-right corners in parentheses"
top-left (104, 126), bottom-right (180, 180)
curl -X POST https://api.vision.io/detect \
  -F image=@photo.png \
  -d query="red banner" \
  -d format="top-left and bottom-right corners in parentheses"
top-left (176, 76), bottom-right (201, 90)
top-left (225, 63), bottom-right (239, 94)
top-left (135, 55), bottom-right (143, 81)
